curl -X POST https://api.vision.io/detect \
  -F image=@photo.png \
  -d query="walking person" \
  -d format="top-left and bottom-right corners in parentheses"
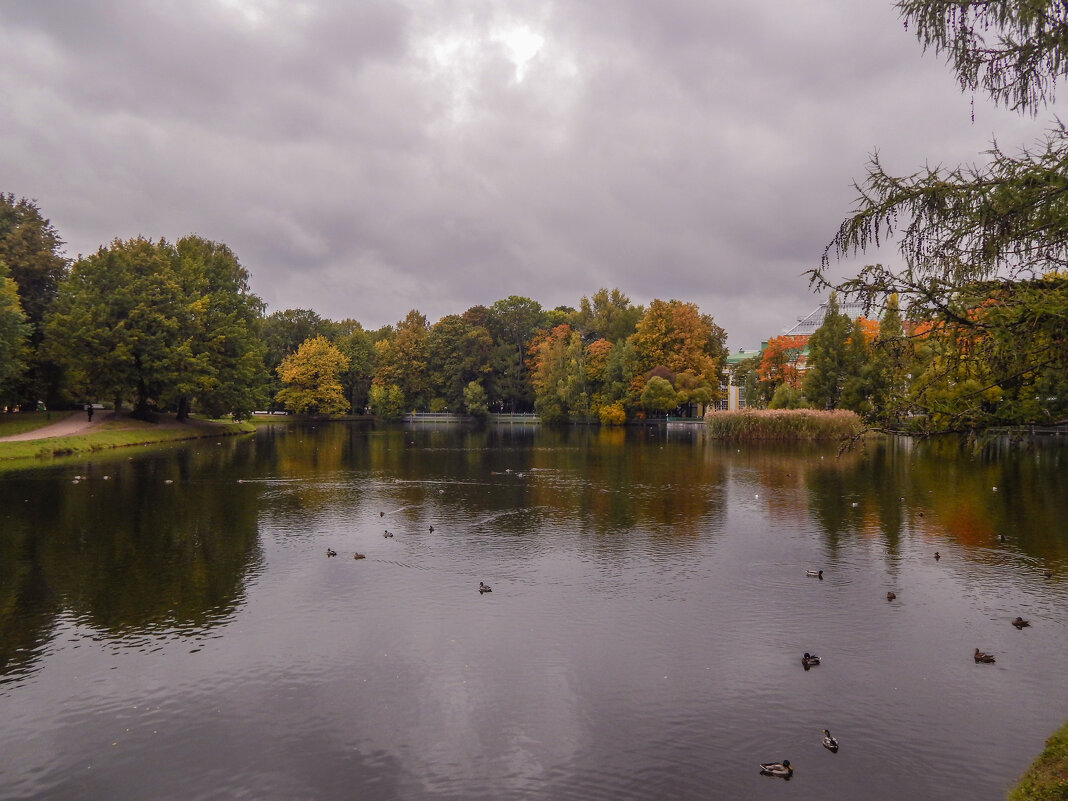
top-left (85, 403), bottom-right (93, 422)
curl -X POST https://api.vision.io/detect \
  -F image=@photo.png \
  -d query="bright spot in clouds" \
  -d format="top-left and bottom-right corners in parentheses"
top-left (493, 25), bottom-right (545, 82)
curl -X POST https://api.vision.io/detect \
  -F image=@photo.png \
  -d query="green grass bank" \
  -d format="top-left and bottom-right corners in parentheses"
top-left (705, 409), bottom-right (863, 441)
top-left (0, 416), bottom-right (254, 463)
top-left (1009, 720), bottom-right (1068, 801)
top-left (0, 411), bottom-right (61, 437)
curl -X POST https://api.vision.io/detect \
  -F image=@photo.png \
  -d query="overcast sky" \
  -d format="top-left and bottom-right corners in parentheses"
top-left (0, 0), bottom-right (1039, 348)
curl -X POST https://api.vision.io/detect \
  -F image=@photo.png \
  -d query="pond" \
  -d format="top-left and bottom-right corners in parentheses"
top-left (1, 423), bottom-right (1066, 800)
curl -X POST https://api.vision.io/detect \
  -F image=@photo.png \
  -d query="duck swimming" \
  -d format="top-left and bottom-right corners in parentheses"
top-left (326, 548), bottom-right (337, 557)
top-left (886, 591), bottom-right (897, 601)
top-left (353, 552), bottom-right (366, 560)
top-left (806, 569), bottom-right (823, 579)
top-left (934, 551), bottom-right (940, 560)
top-left (759, 760), bottom-right (792, 778)
top-left (802, 652), bottom-right (821, 668)
top-left (383, 530), bottom-right (393, 538)
top-left (974, 648), bottom-right (996, 663)
top-left (479, 582), bottom-right (492, 594)
top-left (1012, 617), bottom-right (1030, 629)
top-left (822, 729), bottom-right (839, 752)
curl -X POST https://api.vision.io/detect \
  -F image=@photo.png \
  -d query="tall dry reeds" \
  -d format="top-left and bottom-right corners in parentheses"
top-left (704, 409), bottom-right (863, 441)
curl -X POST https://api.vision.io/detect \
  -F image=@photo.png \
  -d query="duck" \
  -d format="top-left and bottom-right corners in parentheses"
top-left (353, 552), bottom-right (366, 560)
top-left (1044, 569), bottom-right (1054, 579)
top-left (383, 530), bottom-right (393, 538)
top-left (479, 582), bottom-right (492, 594)
top-left (822, 729), bottom-right (839, 752)
top-left (326, 548), bottom-right (337, 557)
top-left (801, 652), bottom-right (821, 668)
top-left (429, 525), bottom-right (434, 533)
top-left (934, 551), bottom-right (941, 560)
top-left (806, 569), bottom-right (823, 579)
top-left (1012, 617), bottom-right (1030, 629)
top-left (974, 648), bottom-right (996, 663)
top-left (886, 591), bottom-right (896, 601)
top-left (380, 511), bottom-right (384, 517)
top-left (759, 760), bottom-right (792, 778)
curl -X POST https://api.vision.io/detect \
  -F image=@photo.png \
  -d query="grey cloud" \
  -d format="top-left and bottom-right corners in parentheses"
top-left (0, 0), bottom-right (1032, 346)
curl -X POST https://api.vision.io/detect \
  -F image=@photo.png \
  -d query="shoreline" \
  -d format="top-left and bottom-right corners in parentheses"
top-left (1009, 719), bottom-right (1068, 800)
top-left (0, 415), bottom-right (255, 464)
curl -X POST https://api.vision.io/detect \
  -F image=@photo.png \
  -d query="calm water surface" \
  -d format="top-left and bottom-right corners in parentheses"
top-left (1, 423), bottom-right (1066, 800)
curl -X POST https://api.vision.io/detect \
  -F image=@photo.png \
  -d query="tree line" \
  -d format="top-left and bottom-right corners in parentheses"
top-left (0, 203), bottom-right (728, 423)
top-left (6, 0), bottom-right (1068, 435)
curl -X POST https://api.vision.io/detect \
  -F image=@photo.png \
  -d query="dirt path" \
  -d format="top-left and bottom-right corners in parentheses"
top-left (0, 410), bottom-right (115, 442)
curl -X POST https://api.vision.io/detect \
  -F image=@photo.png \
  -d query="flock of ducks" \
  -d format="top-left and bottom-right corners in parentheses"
top-left (763, 548), bottom-right (1046, 779)
top-left (327, 517), bottom-right (492, 594)
top-left (335, 510), bottom-right (1050, 781)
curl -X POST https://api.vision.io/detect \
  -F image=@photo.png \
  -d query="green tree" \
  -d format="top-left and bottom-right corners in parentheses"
top-left (571, 288), bottom-right (643, 343)
top-left (374, 310), bottom-right (430, 409)
top-left (169, 236), bottom-right (267, 419)
top-left (260, 308), bottom-right (337, 411)
top-left (803, 293), bottom-right (857, 410)
top-left (335, 323), bottom-right (375, 413)
top-left (368, 382), bottom-right (405, 420)
top-left (45, 237), bottom-right (182, 415)
top-left (640, 375), bottom-right (678, 417)
top-left (769, 383), bottom-right (807, 409)
top-left (462, 380), bottom-right (489, 418)
top-left (275, 335), bottom-right (349, 415)
top-left (0, 194), bottom-right (69, 405)
top-left (427, 314), bottom-right (493, 410)
top-left (868, 293), bottom-right (910, 424)
top-left (813, 0), bottom-right (1068, 430)
top-left (0, 262), bottom-right (30, 406)
top-left (45, 236), bottom-right (266, 418)
top-left (487, 296), bottom-right (545, 412)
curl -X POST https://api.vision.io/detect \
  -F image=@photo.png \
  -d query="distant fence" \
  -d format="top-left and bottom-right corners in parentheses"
top-left (987, 425), bottom-right (1068, 436)
top-left (401, 412), bottom-right (541, 425)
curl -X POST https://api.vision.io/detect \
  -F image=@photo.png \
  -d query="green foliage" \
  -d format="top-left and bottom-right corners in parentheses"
top-left (44, 236), bottom-right (266, 419)
top-left (374, 310), bottom-right (430, 410)
top-left (705, 409), bottom-right (863, 441)
top-left (803, 293), bottom-right (855, 410)
top-left (768, 383), bottom-right (807, 409)
top-left (462, 381), bottom-right (489, 418)
top-left (427, 314), bottom-right (494, 410)
top-left (368, 382), bottom-right (405, 420)
top-left (813, 0), bottom-right (1068, 431)
top-left (571, 288), bottom-right (643, 343)
top-left (0, 262), bottom-right (30, 405)
top-left (487, 296), bottom-right (545, 412)
top-left (260, 308), bottom-right (336, 409)
top-left (0, 194), bottom-right (69, 405)
top-left (898, 0), bottom-right (1068, 114)
top-left (335, 324), bottom-right (374, 413)
top-left (640, 375), bottom-right (678, 415)
top-left (274, 335), bottom-right (350, 415)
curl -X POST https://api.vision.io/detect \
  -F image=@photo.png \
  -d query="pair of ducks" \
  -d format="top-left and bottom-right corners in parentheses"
top-left (761, 731), bottom-right (839, 779)
top-left (326, 548), bottom-right (366, 559)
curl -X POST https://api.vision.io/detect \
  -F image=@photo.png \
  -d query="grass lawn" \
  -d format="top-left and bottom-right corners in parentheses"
top-left (0, 416), bottom-right (255, 463)
top-left (0, 411), bottom-right (69, 437)
top-left (1009, 720), bottom-right (1068, 800)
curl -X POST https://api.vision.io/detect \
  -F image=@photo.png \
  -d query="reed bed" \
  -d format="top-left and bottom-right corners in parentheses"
top-left (705, 409), bottom-right (863, 441)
